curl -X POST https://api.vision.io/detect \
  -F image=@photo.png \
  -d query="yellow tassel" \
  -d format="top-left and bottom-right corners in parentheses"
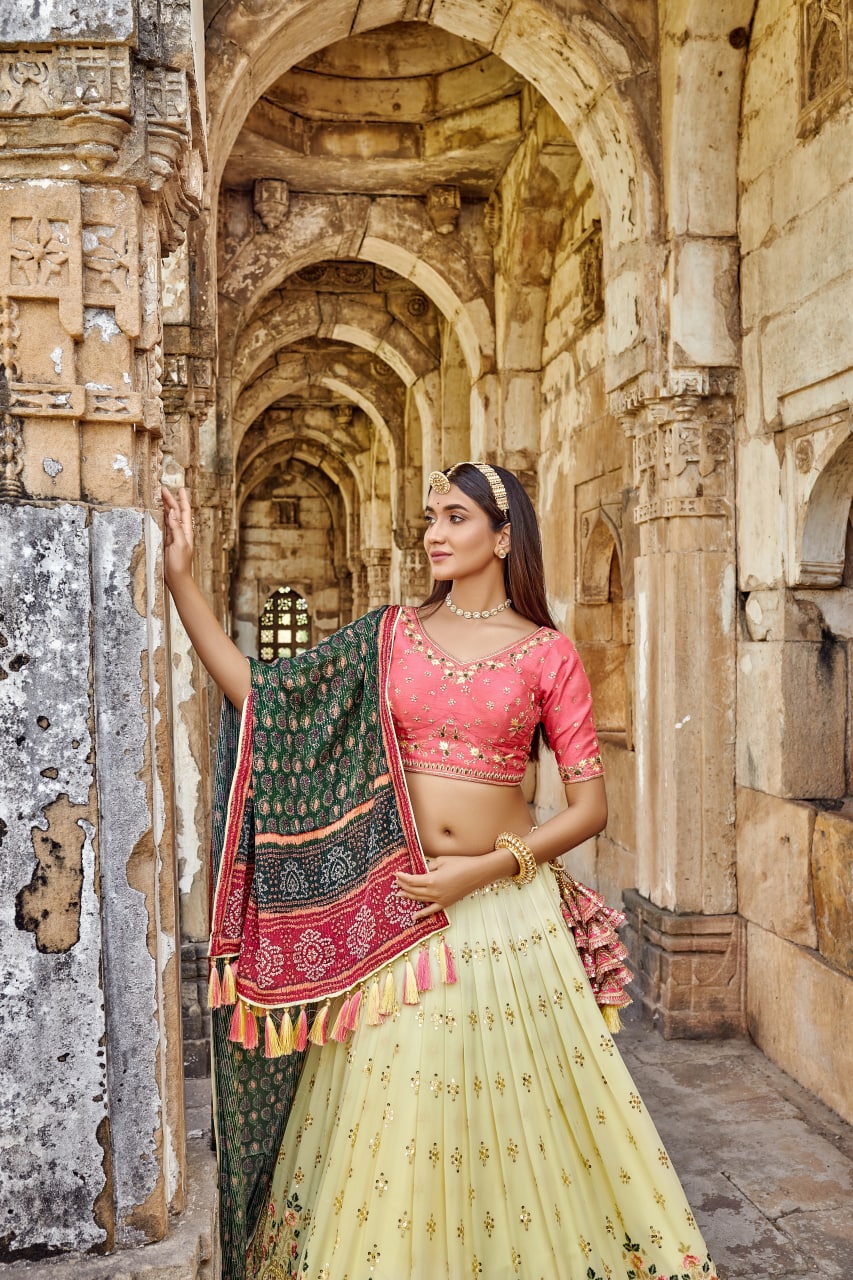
top-left (278, 1009), bottom-right (295, 1055)
top-left (403, 956), bottom-right (419, 1006)
top-left (366, 977), bottom-right (382, 1027)
top-left (221, 960), bottom-right (237, 1005)
top-left (601, 1004), bottom-right (624, 1034)
top-left (379, 968), bottom-right (396, 1016)
top-left (309, 1001), bottom-right (331, 1046)
top-left (264, 1013), bottom-right (281, 1058)
top-left (438, 937), bottom-right (457, 984)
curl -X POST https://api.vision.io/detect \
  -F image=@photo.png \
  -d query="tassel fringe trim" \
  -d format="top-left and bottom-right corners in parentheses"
top-left (213, 935), bottom-right (459, 1058)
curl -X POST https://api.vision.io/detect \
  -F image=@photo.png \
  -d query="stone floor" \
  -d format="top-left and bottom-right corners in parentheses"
top-left (3, 1019), bottom-right (853, 1278)
top-left (618, 1014), bottom-right (853, 1279)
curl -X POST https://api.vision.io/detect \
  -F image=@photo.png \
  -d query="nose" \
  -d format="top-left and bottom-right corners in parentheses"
top-left (425, 520), bottom-right (445, 545)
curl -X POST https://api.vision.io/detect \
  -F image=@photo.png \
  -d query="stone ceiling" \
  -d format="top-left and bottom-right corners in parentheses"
top-left (222, 21), bottom-right (528, 195)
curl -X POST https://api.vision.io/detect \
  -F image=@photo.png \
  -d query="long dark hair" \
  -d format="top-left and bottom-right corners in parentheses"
top-left (420, 462), bottom-right (556, 630)
top-left (420, 463), bottom-right (556, 758)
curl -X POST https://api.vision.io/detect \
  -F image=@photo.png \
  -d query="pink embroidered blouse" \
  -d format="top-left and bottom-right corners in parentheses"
top-left (389, 607), bottom-right (603, 786)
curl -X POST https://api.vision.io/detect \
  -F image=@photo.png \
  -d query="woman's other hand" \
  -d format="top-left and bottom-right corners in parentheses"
top-left (161, 484), bottom-right (194, 584)
top-left (395, 852), bottom-right (512, 921)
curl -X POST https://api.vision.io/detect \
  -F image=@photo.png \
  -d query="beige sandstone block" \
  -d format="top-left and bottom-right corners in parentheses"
top-left (20, 420), bottom-right (82, 502)
top-left (736, 437), bottom-right (784, 589)
top-left (811, 811), bottom-right (853, 978)
top-left (662, 32), bottom-right (740, 239)
top-left (737, 640), bottom-right (846, 798)
top-left (581, 644), bottom-right (627, 736)
top-left (747, 923), bottom-right (853, 1126)
top-left (736, 787), bottom-right (817, 947)
top-left (738, 165), bottom-right (773, 258)
top-left (600, 740), bottom-right (636, 856)
top-left (742, 185), bottom-right (853, 333)
top-left (670, 236), bottom-right (739, 368)
top-left (760, 275), bottom-right (853, 425)
top-left (595, 832), bottom-right (636, 917)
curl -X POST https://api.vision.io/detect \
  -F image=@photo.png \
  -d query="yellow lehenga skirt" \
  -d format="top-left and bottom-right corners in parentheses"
top-left (247, 870), bottom-right (717, 1280)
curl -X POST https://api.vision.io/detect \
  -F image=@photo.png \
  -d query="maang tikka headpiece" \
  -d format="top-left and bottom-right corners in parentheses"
top-left (428, 462), bottom-right (510, 519)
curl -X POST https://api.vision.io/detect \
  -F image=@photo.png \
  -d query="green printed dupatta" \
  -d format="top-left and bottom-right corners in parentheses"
top-left (208, 606), bottom-right (447, 1280)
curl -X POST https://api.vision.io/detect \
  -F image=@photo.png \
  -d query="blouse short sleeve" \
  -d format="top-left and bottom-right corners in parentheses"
top-left (539, 634), bottom-right (604, 782)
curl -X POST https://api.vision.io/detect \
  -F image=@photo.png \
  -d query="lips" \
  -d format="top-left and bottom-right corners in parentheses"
top-left (429, 552), bottom-right (450, 561)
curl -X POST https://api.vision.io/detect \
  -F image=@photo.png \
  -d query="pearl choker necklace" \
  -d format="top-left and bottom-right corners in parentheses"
top-left (445, 594), bottom-right (512, 620)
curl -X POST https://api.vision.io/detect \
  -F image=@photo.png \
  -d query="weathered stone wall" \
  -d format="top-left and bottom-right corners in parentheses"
top-left (736, 0), bottom-right (853, 1122)
top-left (0, 0), bottom-right (210, 1260)
top-left (0, 506), bottom-right (185, 1253)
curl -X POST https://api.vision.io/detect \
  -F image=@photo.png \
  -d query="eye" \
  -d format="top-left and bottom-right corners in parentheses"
top-left (449, 514), bottom-right (464, 523)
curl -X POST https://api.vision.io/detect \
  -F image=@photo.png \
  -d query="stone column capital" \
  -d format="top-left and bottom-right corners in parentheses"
top-left (612, 375), bottom-right (736, 531)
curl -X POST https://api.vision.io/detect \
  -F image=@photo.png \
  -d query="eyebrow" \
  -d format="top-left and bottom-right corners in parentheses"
top-left (424, 501), bottom-right (470, 515)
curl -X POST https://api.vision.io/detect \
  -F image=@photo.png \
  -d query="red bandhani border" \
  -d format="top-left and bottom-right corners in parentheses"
top-left (208, 606), bottom-right (449, 1010)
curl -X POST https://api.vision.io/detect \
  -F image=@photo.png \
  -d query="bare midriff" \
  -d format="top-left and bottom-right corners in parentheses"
top-left (405, 770), bottom-right (533, 859)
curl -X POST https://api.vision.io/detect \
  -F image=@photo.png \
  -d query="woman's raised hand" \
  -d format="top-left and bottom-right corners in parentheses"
top-left (161, 484), bottom-right (194, 583)
top-left (159, 484), bottom-right (251, 707)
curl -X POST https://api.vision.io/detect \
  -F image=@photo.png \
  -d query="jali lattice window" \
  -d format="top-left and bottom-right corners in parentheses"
top-left (259, 588), bottom-right (311, 661)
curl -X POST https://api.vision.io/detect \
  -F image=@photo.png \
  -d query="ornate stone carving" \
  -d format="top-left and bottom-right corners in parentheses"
top-left (622, 390), bottom-right (734, 527)
top-left (483, 192), bottom-right (502, 247)
top-left (0, 46), bottom-right (131, 117)
top-left (82, 186), bottom-right (141, 337)
top-left (292, 261), bottom-right (373, 291)
top-left (253, 179), bottom-right (289, 232)
top-left (799, 0), bottom-right (851, 130)
top-left (573, 220), bottom-right (604, 328)
top-left (0, 46), bottom-right (132, 172)
top-left (426, 184), bottom-right (461, 235)
top-left (0, 184), bottom-right (83, 336)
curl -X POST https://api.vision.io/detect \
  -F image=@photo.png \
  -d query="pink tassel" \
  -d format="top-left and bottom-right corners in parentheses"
top-left (243, 1007), bottom-right (259, 1051)
top-left (207, 964), bottom-right (222, 1010)
top-left (309, 1002), bottom-right (331, 1046)
top-left (416, 945), bottom-right (432, 992)
top-left (264, 1013), bottom-right (280, 1058)
top-left (403, 957), bottom-right (420, 1006)
top-left (439, 937), bottom-right (457, 985)
top-left (221, 961), bottom-right (237, 1005)
top-left (228, 999), bottom-right (246, 1045)
top-left (294, 1007), bottom-right (308, 1052)
top-left (331, 997), bottom-right (351, 1043)
top-left (345, 987), bottom-right (363, 1033)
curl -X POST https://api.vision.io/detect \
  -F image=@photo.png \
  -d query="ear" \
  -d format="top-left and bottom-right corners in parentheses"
top-left (495, 524), bottom-right (511, 558)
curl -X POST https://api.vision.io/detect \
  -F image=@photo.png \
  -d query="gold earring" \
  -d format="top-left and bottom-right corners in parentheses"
top-left (497, 548), bottom-right (507, 559)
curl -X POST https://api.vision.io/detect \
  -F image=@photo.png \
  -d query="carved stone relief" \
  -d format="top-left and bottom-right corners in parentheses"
top-left (799, 0), bottom-right (851, 130)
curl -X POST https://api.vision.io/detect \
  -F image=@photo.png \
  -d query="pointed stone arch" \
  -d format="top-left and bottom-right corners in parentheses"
top-left (795, 430), bottom-right (853, 587)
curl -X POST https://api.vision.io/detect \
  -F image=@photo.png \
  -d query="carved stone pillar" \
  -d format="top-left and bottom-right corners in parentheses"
top-left (363, 547), bottom-right (392, 610)
top-left (395, 524), bottom-right (429, 605)
top-left (350, 558), bottom-right (369, 619)
top-left (335, 564), bottom-right (354, 626)
top-left (617, 374), bottom-right (741, 1036)
top-left (0, 17), bottom-right (209, 1262)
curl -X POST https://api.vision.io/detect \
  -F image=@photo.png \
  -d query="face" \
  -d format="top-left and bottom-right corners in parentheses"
top-left (424, 483), bottom-right (509, 582)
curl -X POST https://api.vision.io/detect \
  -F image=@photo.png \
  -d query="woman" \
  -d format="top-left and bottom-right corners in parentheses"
top-left (162, 463), bottom-right (717, 1280)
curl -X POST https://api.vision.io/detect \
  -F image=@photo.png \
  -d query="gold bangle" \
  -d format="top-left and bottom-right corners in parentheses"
top-left (494, 832), bottom-right (537, 885)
